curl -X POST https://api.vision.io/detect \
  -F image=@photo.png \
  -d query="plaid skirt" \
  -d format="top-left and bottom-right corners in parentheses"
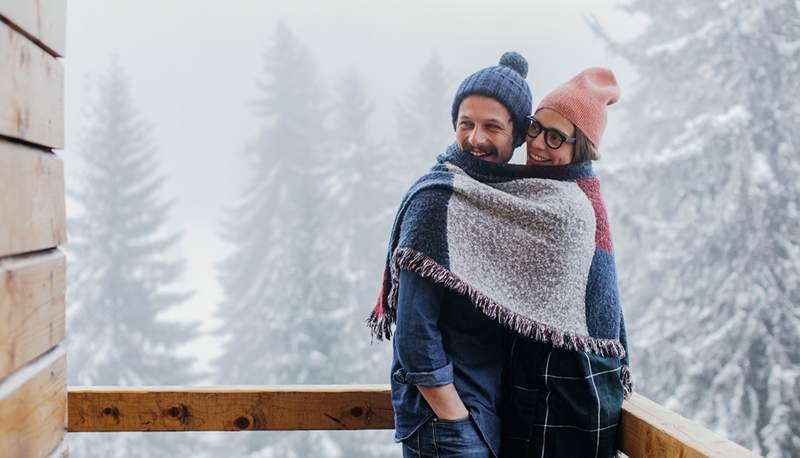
top-left (501, 337), bottom-right (625, 458)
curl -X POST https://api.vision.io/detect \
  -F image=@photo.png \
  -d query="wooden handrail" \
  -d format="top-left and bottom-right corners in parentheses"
top-left (68, 385), bottom-right (394, 432)
top-left (68, 386), bottom-right (760, 457)
top-left (619, 394), bottom-right (759, 457)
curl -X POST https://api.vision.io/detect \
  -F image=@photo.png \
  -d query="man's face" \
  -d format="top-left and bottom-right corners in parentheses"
top-left (455, 95), bottom-right (515, 163)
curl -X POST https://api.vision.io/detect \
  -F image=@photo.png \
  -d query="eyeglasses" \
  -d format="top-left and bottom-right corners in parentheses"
top-left (526, 117), bottom-right (576, 149)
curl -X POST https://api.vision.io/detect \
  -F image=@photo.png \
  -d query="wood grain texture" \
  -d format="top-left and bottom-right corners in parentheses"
top-left (0, 0), bottom-right (67, 56)
top-left (0, 249), bottom-right (65, 380)
top-left (68, 385), bottom-right (395, 432)
top-left (0, 351), bottom-right (67, 458)
top-left (67, 387), bottom-right (762, 456)
top-left (0, 20), bottom-right (64, 148)
top-left (619, 393), bottom-right (761, 458)
top-left (0, 140), bottom-right (66, 257)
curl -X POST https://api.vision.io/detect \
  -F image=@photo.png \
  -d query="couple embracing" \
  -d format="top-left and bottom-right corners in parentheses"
top-left (368, 51), bottom-right (633, 458)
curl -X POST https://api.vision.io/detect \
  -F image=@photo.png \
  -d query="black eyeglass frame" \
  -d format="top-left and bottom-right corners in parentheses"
top-left (525, 116), bottom-right (576, 149)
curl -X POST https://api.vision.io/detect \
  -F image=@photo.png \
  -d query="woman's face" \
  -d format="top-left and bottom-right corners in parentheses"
top-left (526, 108), bottom-right (575, 166)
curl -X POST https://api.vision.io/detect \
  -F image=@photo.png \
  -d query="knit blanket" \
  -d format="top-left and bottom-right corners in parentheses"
top-left (368, 143), bottom-right (632, 396)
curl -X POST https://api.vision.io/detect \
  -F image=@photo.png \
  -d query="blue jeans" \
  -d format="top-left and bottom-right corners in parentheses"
top-left (402, 416), bottom-right (492, 458)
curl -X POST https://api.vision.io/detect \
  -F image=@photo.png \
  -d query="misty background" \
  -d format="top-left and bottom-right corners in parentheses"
top-left (62, 1), bottom-right (799, 457)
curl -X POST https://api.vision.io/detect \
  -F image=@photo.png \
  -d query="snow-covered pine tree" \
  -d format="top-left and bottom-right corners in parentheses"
top-left (213, 22), bottom-right (353, 457)
top-left (214, 20), bottom-right (325, 384)
top-left (324, 68), bottom-right (392, 379)
top-left (591, 1), bottom-right (800, 456)
top-left (395, 53), bottom-right (454, 181)
top-left (321, 68), bottom-right (400, 457)
top-left (65, 60), bottom-right (201, 457)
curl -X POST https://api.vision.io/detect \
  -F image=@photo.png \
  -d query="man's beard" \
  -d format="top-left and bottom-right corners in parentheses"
top-left (460, 139), bottom-right (498, 158)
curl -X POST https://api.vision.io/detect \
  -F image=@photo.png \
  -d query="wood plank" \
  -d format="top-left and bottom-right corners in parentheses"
top-left (68, 385), bottom-right (395, 432)
top-left (619, 393), bottom-right (760, 458)
top-left (0, 348), bottom-right (66, 457)
top-left (0, 140), bottom-right (66, 257)
top-left (0, 249), bottom-right (65, 380)
top-left (67, 387), bottom-right (762, 457)
top-left (0, 20), bottom-right (64, 148)
top-left (0, 0), bottom-right (66, 56)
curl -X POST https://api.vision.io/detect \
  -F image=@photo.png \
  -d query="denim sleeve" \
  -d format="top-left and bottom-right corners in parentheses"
top-left (393, 268), bottom-right (453, 387)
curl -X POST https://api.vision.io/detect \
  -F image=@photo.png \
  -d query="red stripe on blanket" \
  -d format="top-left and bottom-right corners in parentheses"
top-left (576, 177), bottom-right (613, 253)
top-left (373, 268), bottom-right (390, 316)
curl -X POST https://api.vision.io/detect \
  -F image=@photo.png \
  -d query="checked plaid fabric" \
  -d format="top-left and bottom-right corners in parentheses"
top-left (502, 338), bottom-right (625, 458)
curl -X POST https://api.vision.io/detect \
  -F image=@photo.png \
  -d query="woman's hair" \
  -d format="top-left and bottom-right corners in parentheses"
top-left (572, 127), bottom-right (599, 162)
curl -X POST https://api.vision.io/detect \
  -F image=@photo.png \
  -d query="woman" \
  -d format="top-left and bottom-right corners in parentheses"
top-left (501, 68), bottom-right (632, 458)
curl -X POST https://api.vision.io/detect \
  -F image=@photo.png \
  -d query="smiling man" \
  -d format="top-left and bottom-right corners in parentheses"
top-left (454, 95), bottom-right (517, 163)
top-left (369, 52), bottom-right (532, 458)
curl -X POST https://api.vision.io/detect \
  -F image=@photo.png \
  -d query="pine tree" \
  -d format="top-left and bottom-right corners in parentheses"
top-left (591, 1), bottom-right (800, 456)
top-left (214, 21), bottom-right (326, 383)
top-left (213, 22), bottom-right (353, 457)
top-left (65, 60), bottom-right (201, 457)
top-left (324, 68), bottom-right (386, 379)
top-left (323, 68), bottom-right (400, 457)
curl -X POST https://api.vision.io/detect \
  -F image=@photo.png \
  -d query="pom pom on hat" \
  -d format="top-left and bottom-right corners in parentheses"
top-left (499, 51), bottom-right (528, 78)
top-left (536, 67), bottom-right (620, 147)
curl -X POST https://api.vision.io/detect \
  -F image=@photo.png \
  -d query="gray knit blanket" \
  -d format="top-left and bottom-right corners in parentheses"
top-left (368, 143), bottom-right (632, 396)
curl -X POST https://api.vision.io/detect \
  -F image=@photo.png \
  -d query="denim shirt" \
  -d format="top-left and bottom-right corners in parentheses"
top-left (390, 269), bottom-right (510, 457)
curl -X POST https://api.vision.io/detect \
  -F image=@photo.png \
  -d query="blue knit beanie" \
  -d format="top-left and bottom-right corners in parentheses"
top-left (451, 51), bottom-right (533, 147)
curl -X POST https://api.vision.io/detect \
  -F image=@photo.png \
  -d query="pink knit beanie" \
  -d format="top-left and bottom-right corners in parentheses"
top-left (535, 67), bottom-right (620, 147)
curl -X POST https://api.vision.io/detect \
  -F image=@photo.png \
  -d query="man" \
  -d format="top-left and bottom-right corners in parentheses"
top-left (369, 52), bottom-right (532, 458)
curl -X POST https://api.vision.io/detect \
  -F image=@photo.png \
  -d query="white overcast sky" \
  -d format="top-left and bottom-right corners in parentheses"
top-left (63, 0), bottom-right (647, 373)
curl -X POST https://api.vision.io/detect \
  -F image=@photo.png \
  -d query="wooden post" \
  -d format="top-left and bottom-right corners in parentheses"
top-left (0, 1), bottom-right (68, 456)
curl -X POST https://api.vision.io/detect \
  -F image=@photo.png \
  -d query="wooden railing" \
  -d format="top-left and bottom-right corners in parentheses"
top-left (67, 386), bottom-right (760, 457)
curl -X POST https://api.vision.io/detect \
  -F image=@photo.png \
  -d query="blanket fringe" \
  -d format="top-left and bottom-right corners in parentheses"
top-left (388, 247), bottom-right (627, 359)
top-left (621, 364), bottom-right (634, 399)
top-left (366, 307), bottom-right (393, 342)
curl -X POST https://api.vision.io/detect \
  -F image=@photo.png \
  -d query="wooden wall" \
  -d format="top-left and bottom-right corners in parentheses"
top-left (0, 1), bottom-right (68, 456)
